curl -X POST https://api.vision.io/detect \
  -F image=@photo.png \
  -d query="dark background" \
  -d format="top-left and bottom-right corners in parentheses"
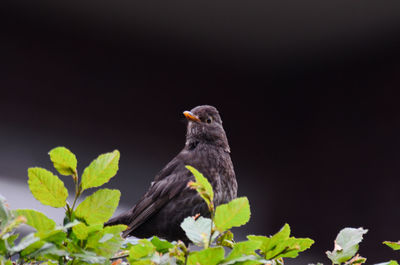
top-left (1, 1), bottom-right (400, 263)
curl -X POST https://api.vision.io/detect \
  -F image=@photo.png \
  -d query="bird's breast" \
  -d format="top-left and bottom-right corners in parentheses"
top-left (187, 144), bottom-right (237, 206)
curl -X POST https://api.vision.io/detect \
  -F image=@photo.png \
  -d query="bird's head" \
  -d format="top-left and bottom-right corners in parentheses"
top-left (183, 105), bottom-right (230, 152)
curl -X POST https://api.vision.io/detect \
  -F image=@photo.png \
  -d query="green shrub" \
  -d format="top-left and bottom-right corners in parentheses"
top-left (0, 147), bottom-right (398, 265)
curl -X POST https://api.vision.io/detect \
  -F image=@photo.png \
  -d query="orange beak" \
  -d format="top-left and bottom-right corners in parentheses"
top-left (183, 111), bottom-right (201, 122)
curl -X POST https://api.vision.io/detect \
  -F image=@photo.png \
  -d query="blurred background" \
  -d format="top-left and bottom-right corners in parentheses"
top-left (1, 0), bottom-right (400, 263)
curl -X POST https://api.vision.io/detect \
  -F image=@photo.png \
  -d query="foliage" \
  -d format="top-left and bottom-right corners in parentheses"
top-left (0, 147), bottom-right (399, 265)
top-left (1, 147), bottom-right (124, 264)
top-left (326, 227), bottom-right (368, 264)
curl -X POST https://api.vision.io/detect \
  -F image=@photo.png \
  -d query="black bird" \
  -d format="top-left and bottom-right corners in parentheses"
top-left (105, 105), bottom-right (237, 243)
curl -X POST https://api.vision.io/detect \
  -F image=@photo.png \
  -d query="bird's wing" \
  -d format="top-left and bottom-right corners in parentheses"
top-left (122, 163), bottom-right (191, 237)
top-left (153, 155), bottom-right (181, 182)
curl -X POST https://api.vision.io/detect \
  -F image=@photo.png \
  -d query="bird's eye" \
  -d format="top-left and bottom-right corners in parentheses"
top-left (206, 117), bottom-right (212, 124)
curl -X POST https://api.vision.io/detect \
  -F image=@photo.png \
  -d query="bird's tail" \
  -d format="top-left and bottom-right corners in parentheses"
top-left (104, 211), bottom-right (131, 227)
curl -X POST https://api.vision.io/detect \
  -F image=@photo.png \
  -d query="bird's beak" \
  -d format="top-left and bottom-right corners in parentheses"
top-left (183, 111), bottom-right (201, 122)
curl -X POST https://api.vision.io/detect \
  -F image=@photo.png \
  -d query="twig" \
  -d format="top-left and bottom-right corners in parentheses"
top-left (110, 254), bottom-right (129, 261)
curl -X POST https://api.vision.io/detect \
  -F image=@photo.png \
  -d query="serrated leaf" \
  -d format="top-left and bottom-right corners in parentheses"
top-left (383, 241), bottom-right (400, 251)
top-left (75, 188), bottom-right (120, 225)
top-left (186, 165), bottom-right (214, 209)
top-left (326, 227), bottom-right (368, 264)
top-left (28, 167), bottom-right (68, 208)
top-left (248, 224), bottom-right (291, 255)
top-left (48, 147), bottom-right (77, 176)
top-left (81, 150), bottom-right (120, 191)
top-left (187, 247), bottom-right (225, 265)
top-left (14, 209), bottom-right (56, 232)
top-left (214, 197), bottom-right (250, 232)
top-left (128, 239), bottom-right (156, 261)
top-left (276, 237), bottom-right (314, 258)
top-left (151, 236), bottom-right (174, 253)
top-left (225, 240), bottom-right (261, 261)
top-left (86, 225), bottom-right (126, 258)
top-left (180, 216), bottom-right (219, 247)
top-left (248, 224), bottom-right (314, 260)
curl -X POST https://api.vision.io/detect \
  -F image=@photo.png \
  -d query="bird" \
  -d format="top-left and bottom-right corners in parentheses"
top-left (105, 105), bottom-right (237, 243)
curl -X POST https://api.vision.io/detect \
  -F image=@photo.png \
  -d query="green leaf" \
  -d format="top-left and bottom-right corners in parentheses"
top-left (72, 222), bottom-right (89, 240)
top-left (62, 219), bottom-right (81, 230)
top-left (10, 233), bottom-right (40, 253)
top-left (72, 222), bottom-right (102, 240)
top-left (277, 237), bottom-right (314, 258)
top-left (128, 239), bottom-right (156, 262)
top-left (220, 255), bottom-right (268, 265)
top-left (214, 197), bottom-right (250, 232)
top-left (180, 216), bottom-right (219, 247)
top-left (27, 167), bottom-right (68, 208)
top-left (187, 247), bottom-right (225, 265)
top-left (384, 241), bottom-right (400, 251)
top-left (81, 150), bottom-right (120, 191)
top-left (347, 254), bottom-right (367, 265)
top-left (225, 240), bottom-right (261, 261)
top-left (0, 195), bottom-right (11, 229)
top-left (48, 147), bottom-right (77, 176)
top-left (86, 225), bottom-right (126, 258)
top-left (25, 242), bottom-right (68, 260)
top-left (248, 224), bottom-right (314, 260)
top-left (247, 224), bottom-right (290, 257)
top-left (150, 236), bottom-right (174, 253)
top-left (186, 165), bottom-right (214, 209)
top-left (72, 250), bottom-right (107, 264)
top-left (216, 230), bottom-right (235, 248)
top-left (75, 188), bottom-right (120, 225)
top-left (129, 260), bottom-right (153, 265)
top-left (36, 229), bottom-right (66, 245)
top-left (42, 261), bottom-right (58, 265)
top-left (0, 234), bottom-right (18, 256)
top-left (14, 209), bottom-right (56, 232)
top-left (326, 227), bottom-right (368, 264)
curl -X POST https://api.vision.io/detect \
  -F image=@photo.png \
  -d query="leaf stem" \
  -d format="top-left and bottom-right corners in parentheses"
top-left (208, 211), bottom-right (214, 248)
top-left (71, 189), bottom-right (80, 211)
top-left (71, 172), bottom-right (81, 211)
top-left (207, 202), bottom-right (215, 248)
top-left (178, 241), bottom-right (189, 265)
